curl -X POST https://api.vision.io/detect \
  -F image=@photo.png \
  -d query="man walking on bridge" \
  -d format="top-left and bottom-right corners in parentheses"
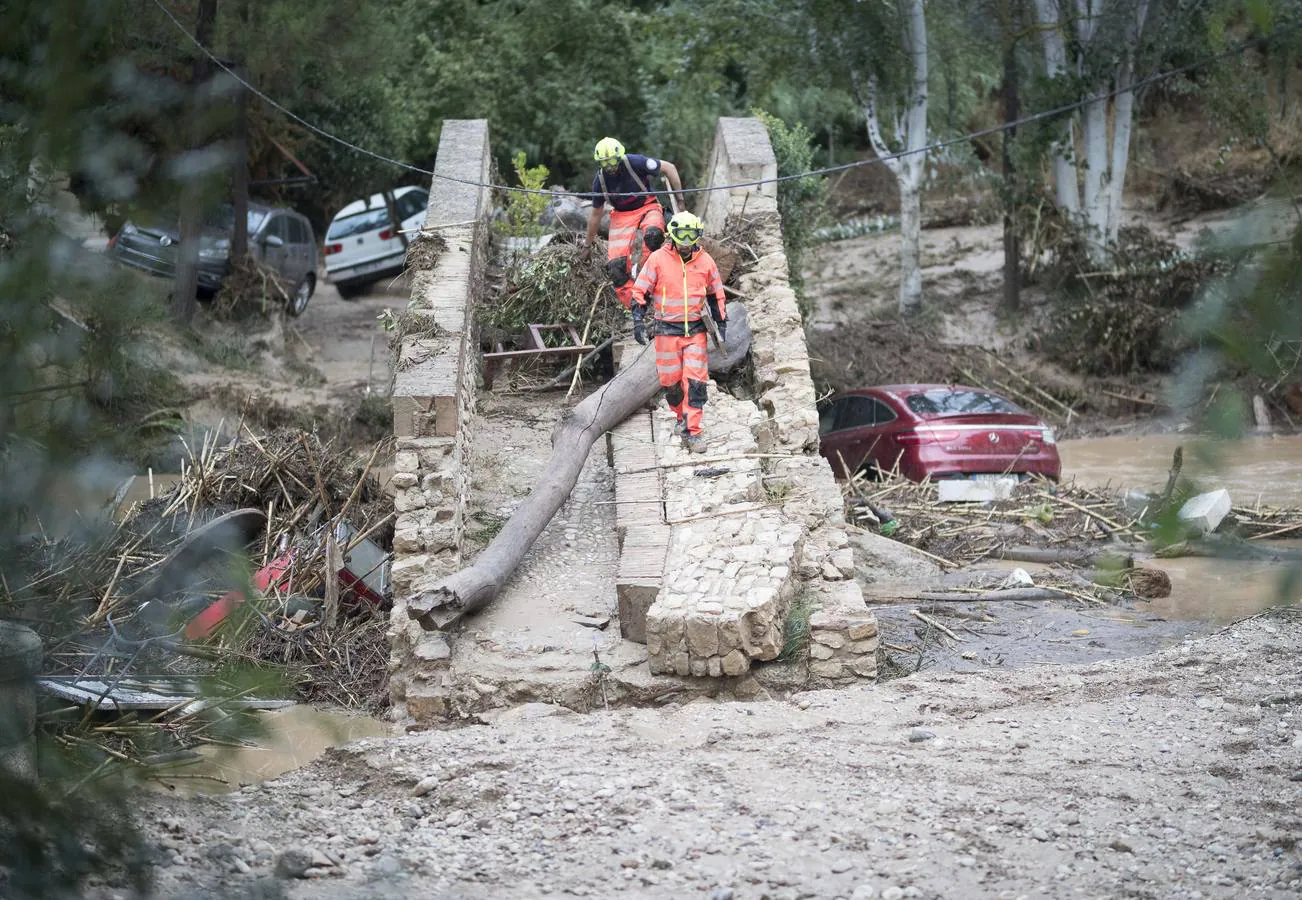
top-left (583, 137), bottom-right (683, 309)
top-left (630, 211), bottom-right (727, 454)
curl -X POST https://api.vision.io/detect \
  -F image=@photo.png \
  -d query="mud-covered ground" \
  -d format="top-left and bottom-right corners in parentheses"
top-left (116, 608), bottom-right (1301, 900)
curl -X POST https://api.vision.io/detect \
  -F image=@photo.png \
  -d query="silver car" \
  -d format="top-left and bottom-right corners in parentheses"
top-left (109, 202), bottom-right (320, 316)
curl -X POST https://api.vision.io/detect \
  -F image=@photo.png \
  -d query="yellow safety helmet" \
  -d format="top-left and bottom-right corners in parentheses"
top-left (593, 137), bottom-right (625, 168)
top-left (667, 211), bottom-right (704, 248)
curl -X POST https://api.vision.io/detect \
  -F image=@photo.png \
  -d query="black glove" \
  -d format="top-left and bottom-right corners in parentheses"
top-left (715, 319), bottom-right (727, 344)
top-left (632, 303), bottom-right (648, 346)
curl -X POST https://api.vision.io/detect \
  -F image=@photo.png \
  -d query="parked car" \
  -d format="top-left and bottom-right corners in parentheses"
top-left (818, 384), bottom-right (1061, 482)
top-left (323, 186), bottom-right (429, 298)
top-left (108, 202), bottom-right (319, 316)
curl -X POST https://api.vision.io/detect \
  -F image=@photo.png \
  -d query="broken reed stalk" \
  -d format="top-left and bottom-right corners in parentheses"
top-left (911, 609), bottom-right (963, 642)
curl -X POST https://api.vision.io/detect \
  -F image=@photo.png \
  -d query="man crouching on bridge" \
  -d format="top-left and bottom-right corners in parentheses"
top-left (630, 211), bottom-right (727, 454)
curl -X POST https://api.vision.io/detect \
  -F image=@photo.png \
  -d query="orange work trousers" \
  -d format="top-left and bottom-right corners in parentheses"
top-left (608, 199), bottom-right (665, 309)
top-left (654, 330), bottom-right (709, 435)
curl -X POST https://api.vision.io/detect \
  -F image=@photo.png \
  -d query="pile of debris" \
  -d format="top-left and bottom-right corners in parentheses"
top-left (845, 472), bottom-right (1302, 575)
top-left (1, 429), bottom-right (395, 774)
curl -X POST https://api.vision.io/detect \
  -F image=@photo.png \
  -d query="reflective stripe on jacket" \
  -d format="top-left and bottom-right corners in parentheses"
top-left (632, 245), bottom-right (725, 335)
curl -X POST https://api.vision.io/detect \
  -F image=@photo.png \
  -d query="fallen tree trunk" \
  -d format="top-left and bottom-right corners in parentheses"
top-left (916, 588), bottom-right (1068, 603)
top-left (407, 345), bottom-right (662, 629)
top-left (996, 546), bottom-right (1134, 568)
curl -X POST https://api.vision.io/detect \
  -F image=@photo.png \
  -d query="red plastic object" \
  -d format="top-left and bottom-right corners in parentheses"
top-left (183, 550), bottom-right (294, 640)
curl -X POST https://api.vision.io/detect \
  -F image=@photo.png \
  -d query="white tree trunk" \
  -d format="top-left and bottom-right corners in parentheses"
top-left (1106, 0), bottom-right (1151, 244)
top-left (897, 0), bottom-right (928, 316)
top-left (1079, 93), bottom-right (1111, 259)
top-left (855, 0), bottom-right (928, 316)
top-left (1033, 0), bottom-right (1080, 218)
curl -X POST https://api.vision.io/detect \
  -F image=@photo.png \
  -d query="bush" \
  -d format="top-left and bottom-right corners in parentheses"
top-left (1045, 225), bottom-right (1227, 376)
top-left (753, 110), bottom-right (826, 307)
top-left (499, 151), bottom-right (550, 238)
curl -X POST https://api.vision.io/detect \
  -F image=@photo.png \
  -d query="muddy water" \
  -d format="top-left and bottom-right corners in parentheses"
top-left (1059, 433), bottom-right (1302, 507)
top-left (158, 705), bottom-right (387, 797)
top-left (1059, 433), bottom-right (1302, 622)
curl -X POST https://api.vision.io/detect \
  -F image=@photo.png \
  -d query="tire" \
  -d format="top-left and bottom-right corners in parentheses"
top-left (336, 279), bottom-right (369, 300)
top-left (289, 274), bottom-right (314, 317)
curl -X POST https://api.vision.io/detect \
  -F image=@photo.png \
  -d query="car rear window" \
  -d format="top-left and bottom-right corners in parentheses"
top-left (905, 389), bottom-right (1022, 417)
top-left (327, 207), bottom-right (393, 240)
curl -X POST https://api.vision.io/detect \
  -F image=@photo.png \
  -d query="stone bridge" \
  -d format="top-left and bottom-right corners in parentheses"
top-left (386, 118), bottom-right (878, 724)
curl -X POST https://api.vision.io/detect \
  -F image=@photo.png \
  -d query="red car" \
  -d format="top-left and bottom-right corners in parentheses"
top-left (818, 384), bottom-right (1061, 482)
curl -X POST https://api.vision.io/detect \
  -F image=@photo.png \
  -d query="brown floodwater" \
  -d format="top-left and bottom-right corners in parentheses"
top-left (1058, 432), bottom-right (1302, 507)
top-left (157, 705), bottom-right (387, 797)
top-left (1059, 433), bottom-right (1302, 622)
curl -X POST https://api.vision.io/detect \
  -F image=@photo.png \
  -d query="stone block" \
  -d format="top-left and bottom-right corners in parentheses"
top-left (848, 622), bottom-right (878, 641)
top-left (721, 649), bottom-right (748, 676)
top-left (809, 660), bottom-right (847, 679)
top-left (394, 451), bottom-right (419, 474)
top-left (685, 616), bottom-right (720, 658)
top-left (707, 657), bottom-right (723, 678)
top-left (810, 643), bottom-right (835, 661)
top-left (406, 683), bottom-right (447, 722)
top-left (414, 635), bottom-right (451, 662)
top-left (811, 631), bottom-right (846, 649)
top-left (847, 657), bottom-right (877, 679)
top-left (618, 582), bottom-right (659, 645)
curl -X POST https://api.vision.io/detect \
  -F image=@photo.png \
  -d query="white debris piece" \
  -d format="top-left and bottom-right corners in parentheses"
top-left (1000, 568), bottom-right (1035, 589)
top-left (938, 477), bottom-right (1018, 503)
top-left (1178, 489), bottom-right (1232, 534)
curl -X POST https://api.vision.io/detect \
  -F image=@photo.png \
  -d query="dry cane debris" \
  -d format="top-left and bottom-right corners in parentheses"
top-left (2, 429), bottom-right (394, 776)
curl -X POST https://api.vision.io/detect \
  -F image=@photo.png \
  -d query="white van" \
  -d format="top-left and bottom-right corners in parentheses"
top-left (323, 186), bottom-right (429, 298)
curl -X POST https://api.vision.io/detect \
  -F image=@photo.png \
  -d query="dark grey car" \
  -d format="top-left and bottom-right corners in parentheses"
top-left (109, 202), bottom-right (319, 316)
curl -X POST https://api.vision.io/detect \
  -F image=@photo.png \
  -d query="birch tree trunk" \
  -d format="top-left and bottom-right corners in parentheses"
top-left (856, 0), bottom-right (929, 317)
top-left (1032, 0), bottom-right (1080, 219)
top-left (1105, 0), bottom-right (1151, 244)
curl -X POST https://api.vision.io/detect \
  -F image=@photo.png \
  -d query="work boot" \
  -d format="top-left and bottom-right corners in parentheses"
top-left (673, 418), bottom-right (688, 438)
top-left (685, 432), bottom-right (707, 454)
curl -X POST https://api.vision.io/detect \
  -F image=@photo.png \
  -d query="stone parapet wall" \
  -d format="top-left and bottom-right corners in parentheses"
top-left (388, 120), bottom-right (492, 720)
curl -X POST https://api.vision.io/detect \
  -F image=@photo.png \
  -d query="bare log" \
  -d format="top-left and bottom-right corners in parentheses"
top-left (917, 588), bottom-right (1068, 603)
top-left (995, 546), bottom-right (1133, 568)
top-left (408, 345), bottom-right (661, 629)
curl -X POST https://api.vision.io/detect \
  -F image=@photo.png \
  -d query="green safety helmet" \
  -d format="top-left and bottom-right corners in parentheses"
top-left (667, 211), bottom-right (704, 248)
top-left (593, 137), bottom-right (625, 168)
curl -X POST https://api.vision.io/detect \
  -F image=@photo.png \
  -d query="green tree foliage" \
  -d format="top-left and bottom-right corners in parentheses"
top-left (753, 110), bottom-right (826, 300)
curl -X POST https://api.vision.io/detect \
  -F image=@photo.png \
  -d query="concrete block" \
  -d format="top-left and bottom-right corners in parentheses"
top-left (938, 478), bottom-right (1018, 503)
top-left (1178, 489), bottom-right (1232, 534)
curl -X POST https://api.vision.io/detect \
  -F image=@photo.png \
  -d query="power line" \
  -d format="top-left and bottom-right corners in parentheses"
top-left (151, 0), bottom-right (1294, 199)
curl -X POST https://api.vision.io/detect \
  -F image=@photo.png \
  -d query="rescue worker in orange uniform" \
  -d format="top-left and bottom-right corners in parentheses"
top-left (582, 137), bottom-right (683, 309)
top-left (630, 211), bottom-right (727, 454)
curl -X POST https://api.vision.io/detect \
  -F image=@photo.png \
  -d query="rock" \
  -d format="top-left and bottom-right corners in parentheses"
top-left (205, 842), bottom-right (240, 861)
top-left (711, 889), bottom-right (736, 900)
top-left (372, 855), bottom-right (403, 878)
top-left (851, 887), bottom-right (876, 899)
top-left (1031, 827), bottom-right (1051, 842)
top-left (831, 860), bottom-right (854, 873)
top-left (651, 858), bottom-right (673, 870)
top-left (274, 848), bottom-right (315, 879)
top-left (411, 772), bottom-right (444, 796)
top-left (404, 802), bottom-right (423, 819)
top-left (443, 810), bottom-right (467, 827)
top-left (907, 729), bottom-right (936, 743)
top-left (620, 857), bottom-right (641, 869)
top-left (882, 887), bottom-right (905, 900)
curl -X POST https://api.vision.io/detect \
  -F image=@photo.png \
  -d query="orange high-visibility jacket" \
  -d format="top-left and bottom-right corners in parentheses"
top-left (632, 244), bottom-right (726, 333)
